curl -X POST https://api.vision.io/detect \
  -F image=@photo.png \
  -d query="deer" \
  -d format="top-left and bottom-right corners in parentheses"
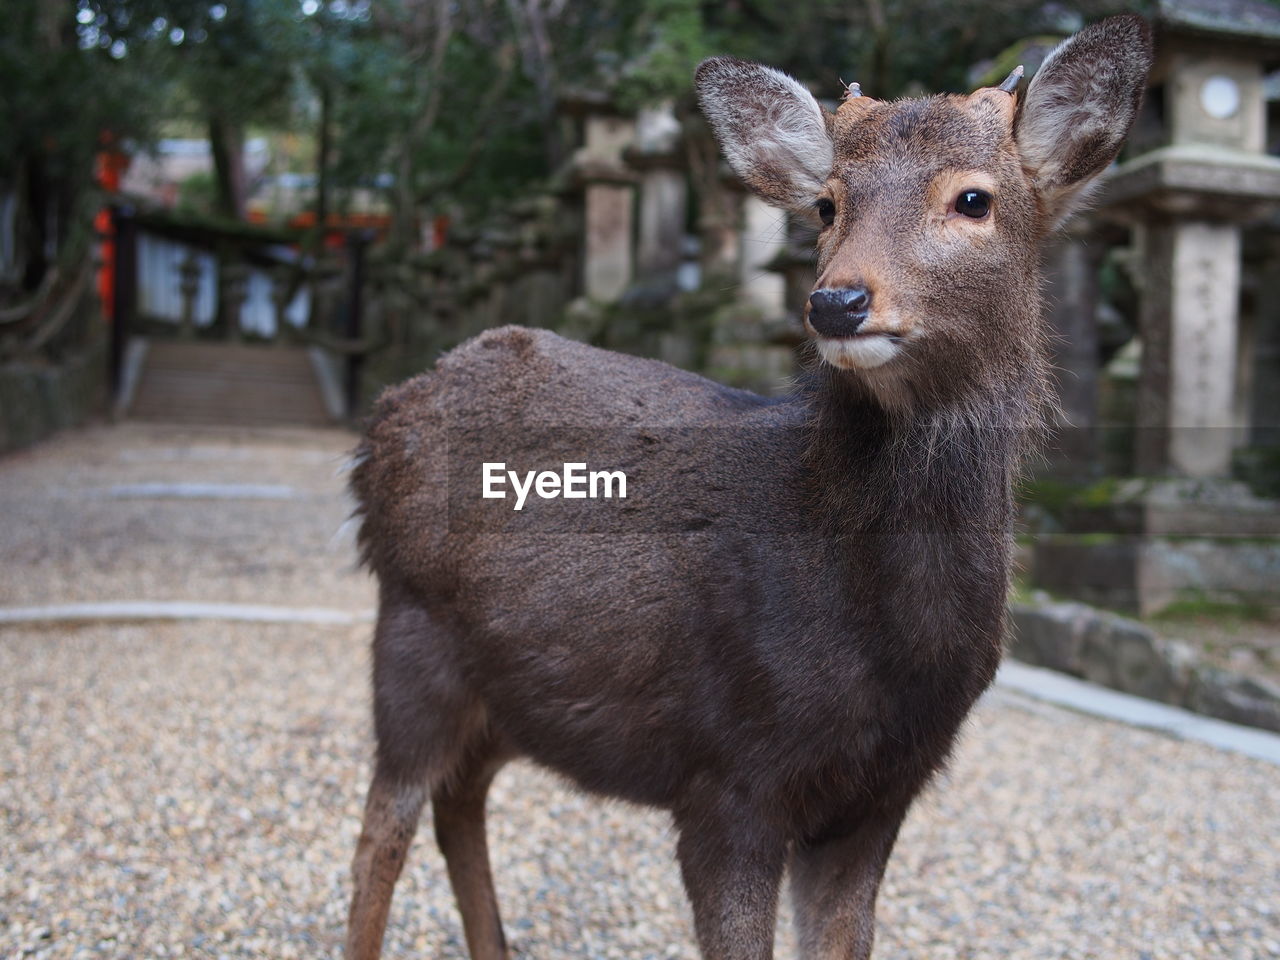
top-left (343, 15), bottom-right (1152, 960)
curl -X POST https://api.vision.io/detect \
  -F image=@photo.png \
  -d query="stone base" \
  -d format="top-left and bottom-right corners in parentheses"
top-left (0, 338), bottom-right (107, 454)
top-left (1031, 535), bottom-right (1279, 617)
top-left (1009, 595), bottom-right (1280, 733)
top-left (1027, 477), bottom-right (1280, 616)
top-left (1059, 477), bottom-right (1280, 537)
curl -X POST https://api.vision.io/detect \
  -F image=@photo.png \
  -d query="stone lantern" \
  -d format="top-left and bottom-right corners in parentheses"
top-left (559, 90), bottom-right (638, 303)
top-left (1029, 0), bottom-right (1280, 617)
top-left (1102, 0), bottom-right (1280, 478)
top-left (626, 101), bottom-right (688, 283)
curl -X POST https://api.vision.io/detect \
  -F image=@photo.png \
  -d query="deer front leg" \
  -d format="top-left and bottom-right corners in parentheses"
top-left (788, 809), bottom-right (907, 960)
top-left (675, 809), bottom-right (788, 960)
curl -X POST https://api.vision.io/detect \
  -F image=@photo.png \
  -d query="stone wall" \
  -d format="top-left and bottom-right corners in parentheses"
top-left (1009, 593), bottom-right (1280, 733)
top-left (0, 335), bottom-right (107, 454)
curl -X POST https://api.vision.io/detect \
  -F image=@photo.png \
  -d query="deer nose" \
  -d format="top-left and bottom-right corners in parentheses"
top-left (807, 286), bottom-right (873, 337)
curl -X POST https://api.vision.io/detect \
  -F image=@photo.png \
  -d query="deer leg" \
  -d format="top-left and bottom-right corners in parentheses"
top-left (433, 742), bottom-right (509, 960)
top-left (346, 591), bottom-right (485, 959)
top-left (788, 809), bottom-right (907, 960)
top-left (346, 767), bottom-right (428, 960)
top-left (675, 810), bottom-right (788, 960)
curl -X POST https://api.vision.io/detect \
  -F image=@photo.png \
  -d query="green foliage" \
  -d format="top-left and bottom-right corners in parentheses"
top-left (1151, 592), bottom-right (1275, 626)
top-left (324, 18), bottom-right (546, 216)
top-left (1233, 445), bottom-right (1280, 500)
top-left (176, 170), bottom-right (217, 213)
top-left (1017, 476), bottom-right (1131, 519)
top-left (613, 0), bottom-right (711, 111)
top-left (706, 0), bottom-right (1150, 97)
top-left (3, 0), bottom-right (1163, 276)
top-left (0, 1), bottom-right (168, 183)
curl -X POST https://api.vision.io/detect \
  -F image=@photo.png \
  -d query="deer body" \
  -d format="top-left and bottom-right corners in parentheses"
top-left (345, 17), bottom-right (1151, 960)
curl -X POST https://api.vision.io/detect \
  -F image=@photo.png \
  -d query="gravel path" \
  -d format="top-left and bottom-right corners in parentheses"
top-left (0, 423), bottom-right (370, 611)
top-left (3, 423), bottom-right (1279, 959)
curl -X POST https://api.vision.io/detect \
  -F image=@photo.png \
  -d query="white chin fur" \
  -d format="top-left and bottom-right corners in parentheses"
top-left (816, 335), bottom-right (900, 370)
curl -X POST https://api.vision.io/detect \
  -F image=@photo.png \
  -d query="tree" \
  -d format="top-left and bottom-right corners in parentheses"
top-left (0, 0), bottom-right (167, 295)
top-left (166, 0), bottom-right (302, 219)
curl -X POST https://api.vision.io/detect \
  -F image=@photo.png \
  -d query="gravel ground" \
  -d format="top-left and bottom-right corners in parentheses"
top-left (3, 423), bottom-right (1279, 959)
top-left (0, 423), bottom-right (372, 611)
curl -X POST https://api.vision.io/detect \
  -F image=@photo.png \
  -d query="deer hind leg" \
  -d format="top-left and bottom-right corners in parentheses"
top-left (433, 737), bottom-right (510, 960)
top-left (788, 809), bottom-right (907, 960)
top-left (346, 767), bottom-right (429, 960)
top-left (346, 592), bottom-right (489, 960)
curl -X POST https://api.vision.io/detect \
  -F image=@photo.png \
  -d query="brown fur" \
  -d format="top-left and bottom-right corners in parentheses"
top-left (344, 16), bottom-right (1151, 960)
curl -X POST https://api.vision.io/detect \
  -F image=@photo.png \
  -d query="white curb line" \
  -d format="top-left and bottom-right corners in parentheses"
top-left (994, 660), bottom-right (1280, 767)
top-left (100, 483), bottom-right (301, 500)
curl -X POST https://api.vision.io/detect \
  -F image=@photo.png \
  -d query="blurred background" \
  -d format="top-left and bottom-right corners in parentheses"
top-left (1, 0), bottom-right (1278, 722)
top-left (4, 4), bottom-right (1280, 956)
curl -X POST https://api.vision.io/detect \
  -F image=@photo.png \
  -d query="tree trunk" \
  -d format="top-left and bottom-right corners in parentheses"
top-left (209, 114), bottom-right (247, 220)
top-left (506, 0), bottom-right (563, 171)
top-left (316, 82), bottom-right (332, 238)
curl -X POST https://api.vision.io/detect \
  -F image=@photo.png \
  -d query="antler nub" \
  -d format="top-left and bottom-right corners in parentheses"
top-left (998, 65), bottom-right (1024, 94)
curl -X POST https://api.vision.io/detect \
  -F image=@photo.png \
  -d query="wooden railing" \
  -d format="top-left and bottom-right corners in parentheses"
top-left (108, 207), bottom-right (381, 418)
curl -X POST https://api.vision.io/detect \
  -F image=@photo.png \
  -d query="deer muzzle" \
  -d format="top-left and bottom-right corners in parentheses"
top-left (807, 286), bottom-right (873, 338)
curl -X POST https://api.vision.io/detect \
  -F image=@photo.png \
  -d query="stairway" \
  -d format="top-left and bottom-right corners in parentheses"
top-left (126, 340), bottom-right (337, 427)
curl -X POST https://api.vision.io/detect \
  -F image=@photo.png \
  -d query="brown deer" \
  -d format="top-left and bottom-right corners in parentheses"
top-left (344, 15), bottom-right (1151, 959)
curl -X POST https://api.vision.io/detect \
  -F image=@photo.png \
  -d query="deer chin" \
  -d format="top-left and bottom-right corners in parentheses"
top-left (815, 333), bottom-right (901, 371)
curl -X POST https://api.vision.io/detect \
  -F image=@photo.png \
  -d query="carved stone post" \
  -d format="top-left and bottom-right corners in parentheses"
top-left (628, 102), bottom-right (687, 282)
top-left (1040, 217), bottom-right (1108, 475)
top-left (220, 260), bottom-right (248, 342)
top-left (176, 250), bottom-right (202, 340)
top-left (738, 195), bottom-right (788, 319)
top-left (561, 92), bottom-right (637, 303)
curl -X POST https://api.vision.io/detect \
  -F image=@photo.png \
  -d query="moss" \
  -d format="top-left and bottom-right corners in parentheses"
top-left (1016, 477), bottom-right (1082, 518)
top-left (1075, 476), bottom-right (1137, 506)
top-left (1039, 532), bottom-right (1127, 547)
top-left (1151, 592), bottom-right (1275, 625)
top-left (1157, 534), bottom-right (1280, 546)
top-left (1233, 445), bottom-right (1280, 500)
top-left (1007, 578), bottom-right (1037, 606)
top-left (1018, 476), bottom-right (1161, 522)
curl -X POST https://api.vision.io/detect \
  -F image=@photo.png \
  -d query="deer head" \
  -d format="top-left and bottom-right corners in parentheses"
top-left (696, 15), bottom-right (1152, 410)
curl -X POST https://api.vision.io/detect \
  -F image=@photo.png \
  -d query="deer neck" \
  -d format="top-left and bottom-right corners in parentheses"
top-left (799, 363), bottom-right (1043, 540)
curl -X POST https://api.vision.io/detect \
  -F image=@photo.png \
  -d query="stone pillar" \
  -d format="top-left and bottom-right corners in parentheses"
top-left (1041, 218), bottom-right (1106, 475)
top-left (635, 169), bottom-right (686, 278)
top-left (582, 182), bottom-right (634, 302)
top-left (1134, 219), bottom-right (1242, 477)
top-left (564, 104), bottom-right (637, 303)
top-left (738, 195), bottom-right (788, 318)
top-left (1244, 228), bottom-right (1280, 450)
top-left (629, 103), bottom-right (687, 280)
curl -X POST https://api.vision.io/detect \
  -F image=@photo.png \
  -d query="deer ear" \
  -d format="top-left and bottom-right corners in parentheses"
top-left (1015, 14), bottom-right (1153, 224)
top-left (696, 57), bottom-right (834, 213)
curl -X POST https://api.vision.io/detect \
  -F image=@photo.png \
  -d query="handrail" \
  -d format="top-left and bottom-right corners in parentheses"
top-left (283, 322), bottom-right (387, 357)
top-left (0, 254), bottom-right (94, 361)
top-left (0, 266), bottom-right (60, 325)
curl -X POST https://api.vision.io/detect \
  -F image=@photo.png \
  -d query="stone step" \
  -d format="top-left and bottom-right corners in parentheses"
top-left (128, 341), bottom-right (335, 428)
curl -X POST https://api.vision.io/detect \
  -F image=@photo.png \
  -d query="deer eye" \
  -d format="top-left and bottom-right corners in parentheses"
top-left (816, 198), bottom-right (836, 227)
top-left (954, 189), bottom-right (992, 219)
